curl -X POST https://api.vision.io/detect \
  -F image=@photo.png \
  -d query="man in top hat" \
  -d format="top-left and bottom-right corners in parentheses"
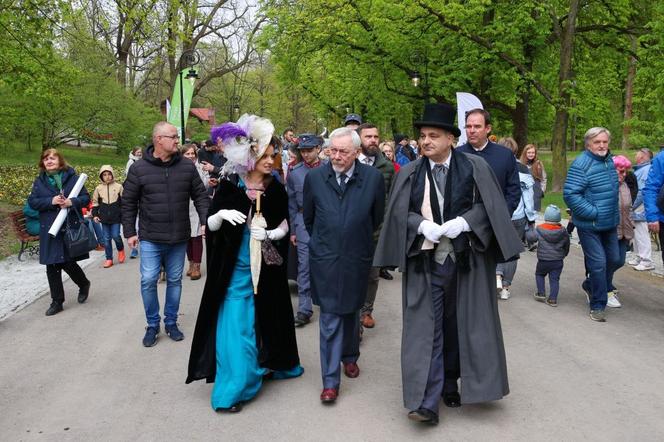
top-left (374, 103), bottom-right (522, 424)
top-left (287, 134), bottom-right (324, 327)
top-left (343, 113), bottom-right (362, 130)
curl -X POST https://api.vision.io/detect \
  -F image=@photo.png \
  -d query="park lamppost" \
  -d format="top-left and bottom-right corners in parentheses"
top-left (230, 95), bottom-right (241, 120)
top-left (409, 51), bottom-right (430, 102)
top-left (176, 49), bottom-right (200, 140)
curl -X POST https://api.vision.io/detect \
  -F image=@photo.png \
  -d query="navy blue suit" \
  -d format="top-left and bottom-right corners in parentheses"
top-left (456, 141), bottom-right (521, 215)
top-left (303, 160), bottom-right (384, 388)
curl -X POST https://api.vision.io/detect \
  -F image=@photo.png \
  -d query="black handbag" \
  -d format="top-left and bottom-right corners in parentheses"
top-left (64, 208), bottom-right (97, 257)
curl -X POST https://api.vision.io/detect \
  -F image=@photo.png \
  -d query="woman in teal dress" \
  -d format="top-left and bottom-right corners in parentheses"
top-left (187, 124), bottom-right (303, 412)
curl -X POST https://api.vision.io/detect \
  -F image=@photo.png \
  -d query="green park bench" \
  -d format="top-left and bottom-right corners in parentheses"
top-left (9, 210), bottom-right (39, 261)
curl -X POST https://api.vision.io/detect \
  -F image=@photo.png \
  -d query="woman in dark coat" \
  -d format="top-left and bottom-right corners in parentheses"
top-left (28, 149), bottom-right (91, 316)
top-left (187, 121), bottom-right (302, 412)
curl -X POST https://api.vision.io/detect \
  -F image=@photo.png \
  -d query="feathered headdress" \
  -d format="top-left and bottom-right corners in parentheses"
top-left (210, 114), bottom-right (275, 176)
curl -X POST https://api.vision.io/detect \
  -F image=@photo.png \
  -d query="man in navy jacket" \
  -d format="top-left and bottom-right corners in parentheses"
top-left (456, 109), bottom-right (521, 216)
top-left (304, 127), bottom-right (385, 404)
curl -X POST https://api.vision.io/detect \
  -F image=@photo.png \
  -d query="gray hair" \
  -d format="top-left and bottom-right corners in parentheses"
top-left (329, 127), bottom-right (361, 149)
top-left (584, 127), bottom-right (611, 147)
top-left (152, 121), bottom-right (175, 138)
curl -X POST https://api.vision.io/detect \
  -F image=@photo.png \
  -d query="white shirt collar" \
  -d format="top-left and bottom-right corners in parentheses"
top-left (358, 153), bottom-right (374, 166)
top-left (472, 139), bottom-right (489, 152)
top-left (428, 154), bottom-right (451, 170)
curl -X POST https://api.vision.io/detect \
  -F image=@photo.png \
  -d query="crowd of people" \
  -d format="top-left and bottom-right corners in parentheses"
top-left (24, 102), bottom-right (664, 425)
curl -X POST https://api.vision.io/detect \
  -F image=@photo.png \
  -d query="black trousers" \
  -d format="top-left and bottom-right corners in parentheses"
top-left (46, 261), bottom-right (89, 304)
top-left (440, 258), bottom-right (460, 394)
top-left (421, 256), bottom-right (460, 412)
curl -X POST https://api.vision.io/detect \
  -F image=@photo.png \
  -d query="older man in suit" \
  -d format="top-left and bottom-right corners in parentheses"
top-left (303, 127), bottom-right (385, 403)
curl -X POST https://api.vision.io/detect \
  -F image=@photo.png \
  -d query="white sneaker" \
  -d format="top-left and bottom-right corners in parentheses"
top-left (500, 288), bottom-right (511, 300)
top-left (606, 291), bottom-right (621, 308)
top-left (633, 262), bottom-right (655, 271)
top-left (627, 257), bottom-right (640, 266)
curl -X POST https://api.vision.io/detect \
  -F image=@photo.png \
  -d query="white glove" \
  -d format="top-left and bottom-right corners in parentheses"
top-left (440, 216), bottom-right (471, 239)
top-left (250, 226), bottom-right (288, 241)
top-left (266, 227), bottom-right (287, 241)
top-left (207, 209), bottom-right (247, 231)
top-left (250, 226), bottom-right (267, 240)
top-left (418, 220), bottom-right (445, 244)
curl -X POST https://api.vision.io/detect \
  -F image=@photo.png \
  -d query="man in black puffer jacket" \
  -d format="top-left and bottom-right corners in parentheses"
top-left (122, 121), bottom-right (209, 347)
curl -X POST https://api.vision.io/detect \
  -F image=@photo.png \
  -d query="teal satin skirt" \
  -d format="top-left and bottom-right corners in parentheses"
top-left (211, 228), bottom-right (303, 410)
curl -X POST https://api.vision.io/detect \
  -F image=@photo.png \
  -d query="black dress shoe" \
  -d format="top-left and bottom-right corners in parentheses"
top-left (407, 408), bottom-right (439, 424)
top-left (379, 268), bottom-right (393, 280)
top-left (78, 282), bottom-right (91, 304)
top-left (45, 302), bottom-right (63, 316)
top-left (443, 391), bottom-right (461, 408)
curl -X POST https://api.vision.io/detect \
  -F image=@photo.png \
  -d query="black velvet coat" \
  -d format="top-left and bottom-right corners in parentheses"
top-left (186, 176), bottom-right (300, 384)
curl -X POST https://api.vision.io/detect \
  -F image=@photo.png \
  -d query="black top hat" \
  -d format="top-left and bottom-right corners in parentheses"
top-left (414, 103), bottom-right (461, 137)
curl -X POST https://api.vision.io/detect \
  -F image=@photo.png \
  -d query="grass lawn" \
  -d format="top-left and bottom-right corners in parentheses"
top-left (0, 143), bottom-right (126, 169)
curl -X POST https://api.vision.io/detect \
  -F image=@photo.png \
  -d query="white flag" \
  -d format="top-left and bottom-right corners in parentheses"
top-left (456, 92), bottom-right (484, 146)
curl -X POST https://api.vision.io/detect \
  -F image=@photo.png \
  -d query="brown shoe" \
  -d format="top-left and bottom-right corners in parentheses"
top-left (361, 314), bottom-right (375, 328)
top-left (190, 263), bottom-right (201, 280)
top-left (343, 362), bottom-right (360, 378)
top-left (186, 261), bottom-right (193, 277)
top-left (320, 388), bottom-right (338, 403)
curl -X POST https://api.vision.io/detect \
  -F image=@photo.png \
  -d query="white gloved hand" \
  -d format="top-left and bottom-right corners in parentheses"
top-left (418, 220), bottom-right (445, 244)
top-left (207, 209), bottom-right (247, 231)
top-left (440, 216), bottom-right (471, 239)
top-left (250, 226), bottom-right (267, 241)
top-left (266, 227), bottom-right (287, 241)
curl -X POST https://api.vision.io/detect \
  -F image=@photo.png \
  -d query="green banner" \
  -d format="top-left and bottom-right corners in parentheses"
top-left (167, 69), bottom-right (196, 140)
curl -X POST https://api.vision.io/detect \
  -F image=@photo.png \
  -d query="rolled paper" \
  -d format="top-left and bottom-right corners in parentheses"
top-left (48, 173), bottom-right (89, 236)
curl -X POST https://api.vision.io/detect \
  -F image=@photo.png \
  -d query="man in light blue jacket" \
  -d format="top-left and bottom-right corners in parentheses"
top-left (630, 148), bottom-right (654, 270)
top-left (643, 147), bottom-right (664, 266)
top-left (563, 127), bottom-right (620, 322)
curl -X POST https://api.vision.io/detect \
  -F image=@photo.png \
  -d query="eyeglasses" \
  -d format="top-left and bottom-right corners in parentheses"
top-left (160, 134), bottom-right (179, 140)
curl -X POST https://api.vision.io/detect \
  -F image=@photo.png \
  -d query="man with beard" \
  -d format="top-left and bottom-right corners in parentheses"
top-left (356, 123), bottom-right (395, 329)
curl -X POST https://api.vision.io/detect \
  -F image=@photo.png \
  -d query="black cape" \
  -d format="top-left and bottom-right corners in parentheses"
top-left (186, 176), bottom-right (300, 384)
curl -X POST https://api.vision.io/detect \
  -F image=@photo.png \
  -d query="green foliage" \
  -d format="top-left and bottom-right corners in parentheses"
top-left (263, 0), bottom-right (664, 171)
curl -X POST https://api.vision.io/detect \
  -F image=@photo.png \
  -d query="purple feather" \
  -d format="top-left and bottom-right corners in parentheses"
top-left (210, 123), bottom-right (247, 143)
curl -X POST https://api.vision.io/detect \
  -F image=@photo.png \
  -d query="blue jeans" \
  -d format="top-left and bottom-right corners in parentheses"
top-left (139, 240), bottom-right (187, 327)
top-left (577, 227), bottom-right (620, 311)
top-left (102, 223), bottom-right (124, 260)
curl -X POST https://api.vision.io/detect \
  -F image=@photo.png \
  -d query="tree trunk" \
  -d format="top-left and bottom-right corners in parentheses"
top-left (512, 88), bottom-right (529, 155)
top-left (117, 51), bottom-right (128, 87)
top-left (621, 35), bottom-right (637, 150)
top-left (550, 0), bottom-right (579, 192)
